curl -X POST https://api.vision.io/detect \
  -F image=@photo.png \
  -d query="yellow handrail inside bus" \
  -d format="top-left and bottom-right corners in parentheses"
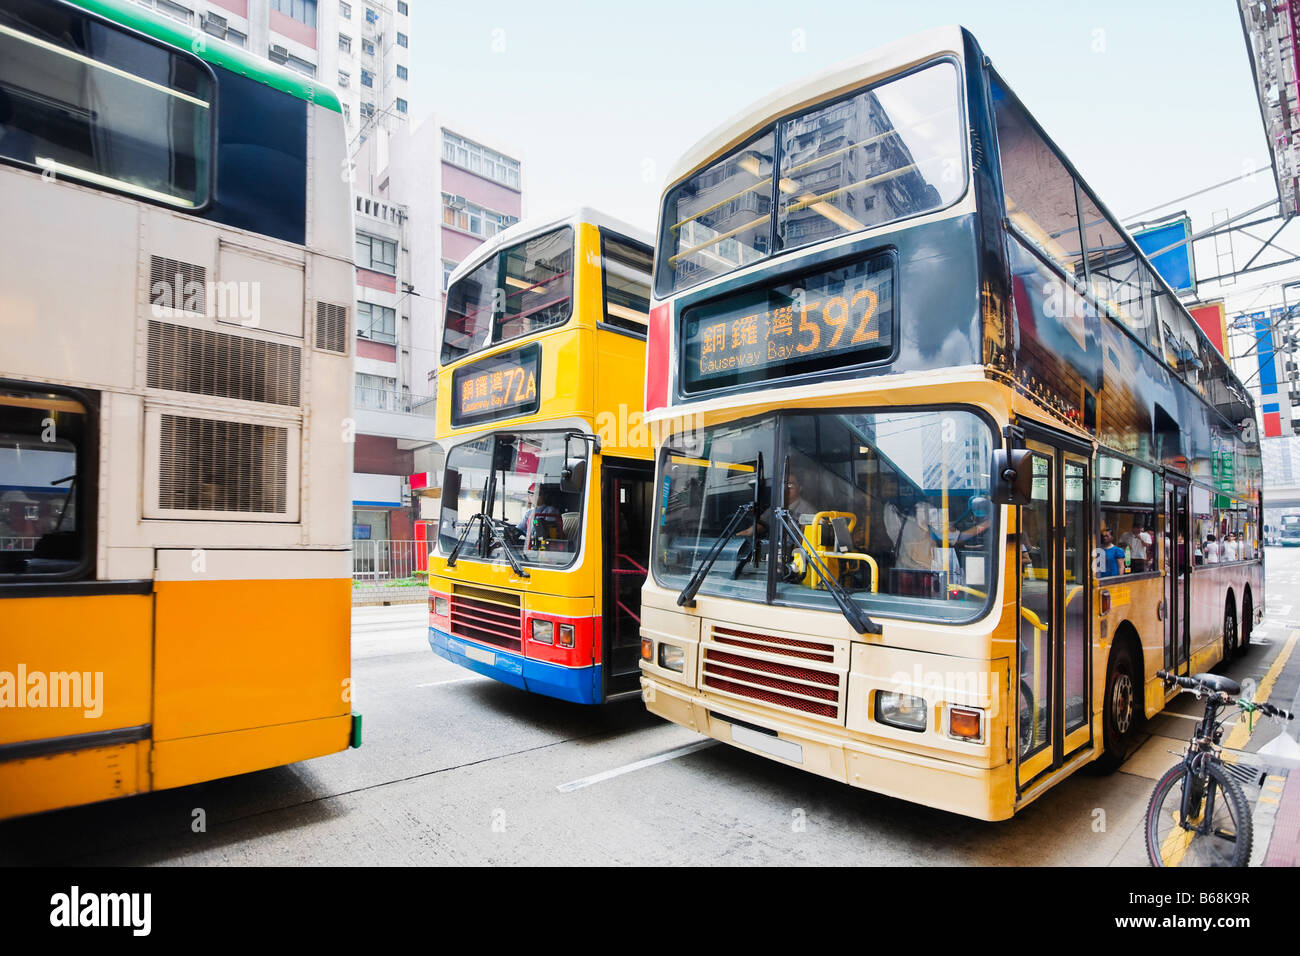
top-left (799, 511), bottom-right (878, 594)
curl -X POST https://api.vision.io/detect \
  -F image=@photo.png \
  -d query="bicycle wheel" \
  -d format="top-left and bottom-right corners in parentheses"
top-left (1145, 761), bottom-right (1253, 867)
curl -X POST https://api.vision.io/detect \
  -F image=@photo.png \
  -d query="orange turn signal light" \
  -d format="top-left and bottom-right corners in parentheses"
top-left (949, 707), bottom-right (982, 740)
top-left (640, 638), bottom-right (653, 661)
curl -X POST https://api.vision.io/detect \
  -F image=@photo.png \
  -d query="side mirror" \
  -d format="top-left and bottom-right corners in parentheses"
top-left (560, 457), bottom-right (587, 494)
top-left (991, 448), bottom-right (1033, 506)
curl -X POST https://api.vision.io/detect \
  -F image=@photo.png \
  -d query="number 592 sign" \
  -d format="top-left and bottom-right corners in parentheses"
top-left (681, 253), bottom-right (893, 392)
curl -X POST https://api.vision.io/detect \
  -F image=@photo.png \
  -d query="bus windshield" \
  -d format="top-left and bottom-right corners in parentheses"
top-left (438, 431), bottom-right (588, 569)
top-left (657, 60), bottom-right (965, 296)
top-left (653, 408), bottom-right (996, 622)
top-left (441, 226), bottom-right (574, 363)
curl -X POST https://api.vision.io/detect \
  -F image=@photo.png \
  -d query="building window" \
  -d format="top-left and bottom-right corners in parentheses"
top-left (365, 6), bottom-right (378, 23)
top-left (440, 194), bottom-right (518, 239)
top-left (442, 260), bottom-right (457, 290)
top-left (441, 131), bottom-right (521, 190)
top-left (153, 0), bottom-right (193, 26)
top-left (397, 0), bottom-right (408, 13)
top-left (397, 32), bottom-right (408, 48)
top-left (355, 372), bottom-right (397, 410)
top-left (356, 302), bottom-right (396, 344)
top-left (396, 98), bottom-right (407, 114)
top-left (269, 47), bottom-right (316, 77)
top-left (269, 0), bottom-right (317, 29)
top-left (397, 64), bottom-right (408, 81)
top-left (339, 34), bottom-right (351, 53)
top-left (342, 103), bottom-right (351, 124)
top-left (361, 69), bottom-right (374, 88)
top-left (362, 39), bottom-right (375, 55)
top-left (338, 70), bottom-right (350, 87)
top-left (361, 102), bottom-right (375, 119)
top-left (340, 0), bottom-right (351, 18)
top-left (355, 232), bottom-right (397, 274)
top-left (226, 27), bottom-right (247, 47)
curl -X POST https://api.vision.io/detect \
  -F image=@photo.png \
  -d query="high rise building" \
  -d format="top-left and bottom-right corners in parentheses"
top-left (386, 118), bottom-right (525, 528)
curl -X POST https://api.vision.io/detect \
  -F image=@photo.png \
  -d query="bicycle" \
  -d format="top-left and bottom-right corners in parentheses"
top-left (1145, 669), bottom-right (1294, 867)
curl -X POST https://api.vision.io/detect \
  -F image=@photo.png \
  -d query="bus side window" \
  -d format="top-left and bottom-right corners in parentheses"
top-left (0, 386), bottom-right (92, 580)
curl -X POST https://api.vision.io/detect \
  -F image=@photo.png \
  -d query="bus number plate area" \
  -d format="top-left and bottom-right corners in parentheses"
top-left (681, 252), bottom-right (893, 392)
top-left (464, 644), bottom-right (496, 666)
top-left (730, 722), bottom-right (804, 764)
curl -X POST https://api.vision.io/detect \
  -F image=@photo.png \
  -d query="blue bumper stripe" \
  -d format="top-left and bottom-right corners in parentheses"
top-left (429, 627), bottom-right (601, 705)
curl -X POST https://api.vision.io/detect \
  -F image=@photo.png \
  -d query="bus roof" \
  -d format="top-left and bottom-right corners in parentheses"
top-left (446, 207), bottom-right (652, 289)
top-left (65, 0), bottom-right (343, 113)
top-left (663, 25), bottom-right (967, 190)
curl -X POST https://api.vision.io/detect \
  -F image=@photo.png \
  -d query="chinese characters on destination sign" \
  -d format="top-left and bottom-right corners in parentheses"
top-left (451, 344), bottom-right (541, 426)
top-left (683, 255), bottom-right (893, 390)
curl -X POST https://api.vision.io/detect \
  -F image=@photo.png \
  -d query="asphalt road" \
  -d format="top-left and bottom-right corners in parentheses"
top-left (4, 551), bottom-right (1298, 866)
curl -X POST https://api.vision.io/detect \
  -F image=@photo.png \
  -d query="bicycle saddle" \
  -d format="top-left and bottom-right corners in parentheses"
top-left (1191, 673), bottom-right (1240, 696)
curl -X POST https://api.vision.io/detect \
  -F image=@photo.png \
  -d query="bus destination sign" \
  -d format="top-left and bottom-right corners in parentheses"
top-left (681, 253), bottom-right (893, 392)
top-left (450, 342), bottom-right (542, 427)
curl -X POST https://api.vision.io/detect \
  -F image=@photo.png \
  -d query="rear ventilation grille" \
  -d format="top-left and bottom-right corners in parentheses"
top-left (158, 415), bottom-right (288, 513)
top-left (150, 256), bottom-right (206, 313)
top-left (315, 301), bottom-right (348, 353)
top-left (148, 321), bottom-right (300, 406)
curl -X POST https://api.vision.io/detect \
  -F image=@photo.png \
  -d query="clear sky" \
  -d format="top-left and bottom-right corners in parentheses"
top-left (410, 0), bottom-right (1290, 318)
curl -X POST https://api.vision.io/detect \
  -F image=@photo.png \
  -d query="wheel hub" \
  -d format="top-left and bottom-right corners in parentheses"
top-left (1113, 672), bottom-right (1133, 734)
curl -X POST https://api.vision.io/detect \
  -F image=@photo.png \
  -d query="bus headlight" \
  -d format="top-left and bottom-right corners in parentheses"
top-left (531, 619), bottom-right (554, 644)
top-left (658, 643), bottom-right (685, 672)
top-left (876, 691), bottom-right (927, 732)
top-left (558, 623), bottom-right (575, 648)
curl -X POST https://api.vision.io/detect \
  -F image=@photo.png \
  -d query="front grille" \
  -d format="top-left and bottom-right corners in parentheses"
top-left (702, 625), bottom-right (845, 722)
top-left (449, 585), bottom-right (522, 652)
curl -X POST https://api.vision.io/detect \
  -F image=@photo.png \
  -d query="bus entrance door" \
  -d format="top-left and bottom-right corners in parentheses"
top-left (601, 462), bottom-right (654, 698)
top-left (1165, 479), bottom-right (1191, 674)
top-left (1017, 435), bottom-right (1092, 790)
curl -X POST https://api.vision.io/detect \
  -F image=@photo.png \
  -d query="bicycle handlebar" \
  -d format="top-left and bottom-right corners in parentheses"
top-left (1155, 670), bottom-right (1294, 720)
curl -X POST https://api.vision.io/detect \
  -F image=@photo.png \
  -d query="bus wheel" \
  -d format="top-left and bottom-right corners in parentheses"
top-left (1096, 642), bottom-right (1137, 773)
top-left (1222, 600), bottom-right (1238, 662)
top-left (1238, 595), bottom-right (1253, 658)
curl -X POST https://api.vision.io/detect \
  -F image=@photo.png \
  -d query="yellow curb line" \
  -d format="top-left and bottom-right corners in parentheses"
top-left (1223, 628), bottom-right (1298, 752)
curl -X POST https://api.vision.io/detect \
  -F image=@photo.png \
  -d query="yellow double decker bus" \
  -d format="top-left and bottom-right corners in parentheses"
top-left (1, 0), bottom-right (357, 819)
top-left (427, 210), bottom-right (656, 704)
top-left (638, 27), bottom-right (1264, 820)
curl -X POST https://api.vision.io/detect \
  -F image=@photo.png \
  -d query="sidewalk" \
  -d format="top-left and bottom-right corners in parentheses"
top-left (1260, 770), bottom-right (1300, 866)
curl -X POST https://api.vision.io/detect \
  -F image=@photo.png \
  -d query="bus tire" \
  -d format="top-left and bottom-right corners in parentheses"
top-left (1222, 599), bottom-right (1238, 663)
top-left (1238, 593), bottom-right (1253, 658)
top-left (1096, 641), bottom-right (1138, 773)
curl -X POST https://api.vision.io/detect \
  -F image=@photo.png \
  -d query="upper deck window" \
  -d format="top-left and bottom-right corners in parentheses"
top-left (601, 234), bottom-right (652, 336)
top-left (0, 0), bottom-right (213, 208)
top-left (659, 60), bottom-right (965, 296)
top-left (442, 226), bottom-right (574, 365)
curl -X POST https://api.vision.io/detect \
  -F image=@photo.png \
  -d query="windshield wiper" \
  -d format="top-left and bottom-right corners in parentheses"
top-left (773, 507), bottom-right (881, 635)
top-left (676, 502), bottom-right (753, 608)
top-left (446, 512), bottom-right (485, 568)
top-left (486, 520), bottom-right (530, 578)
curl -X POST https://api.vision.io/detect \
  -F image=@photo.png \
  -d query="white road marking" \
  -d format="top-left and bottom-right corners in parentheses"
top-left (556, 740), bottom-right (718, 792)
top-left (415, 676), bottom-right (486, 687)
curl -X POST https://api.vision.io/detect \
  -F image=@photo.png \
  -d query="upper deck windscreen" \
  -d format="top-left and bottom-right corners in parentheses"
top-left (442, 226), bottom-right (574, 365)
top-left (657, 60), bottom-right (966, 296)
